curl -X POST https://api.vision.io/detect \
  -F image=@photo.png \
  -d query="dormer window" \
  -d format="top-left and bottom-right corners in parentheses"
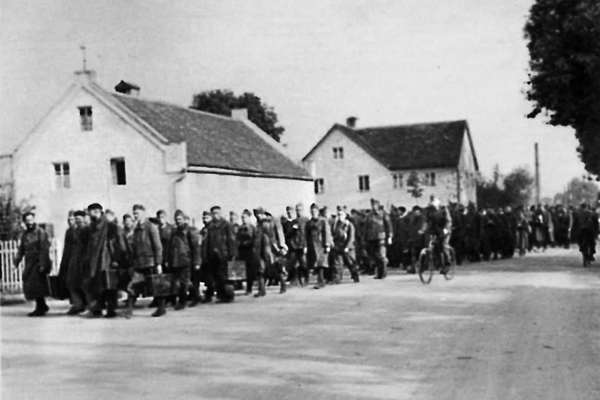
top-left (78, 106), bottom-right (92, 131)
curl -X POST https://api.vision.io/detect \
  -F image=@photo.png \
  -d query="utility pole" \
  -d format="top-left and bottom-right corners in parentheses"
top-left (534, 142), bottom-right (540, 204)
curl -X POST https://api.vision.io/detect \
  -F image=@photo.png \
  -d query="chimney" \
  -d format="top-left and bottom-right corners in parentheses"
top-left (114, 80), bottom-right (140, 96)
top-left (346, 116), bottom-right (358, 128)
top-left (231, 108), bottom-right (248, 120)
top-left (73, 69), bottom-right (97, 85)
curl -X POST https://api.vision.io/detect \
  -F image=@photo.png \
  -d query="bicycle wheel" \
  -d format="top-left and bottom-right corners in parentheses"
top-left (418, 250), bottom-right (434, 285)
top-left (444, 247), bottom-right (456, 280)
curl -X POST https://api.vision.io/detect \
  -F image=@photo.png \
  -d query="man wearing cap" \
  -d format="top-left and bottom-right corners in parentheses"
top-left (152, 210), bottom-right (174, 308)
top-left (253, 207), bottom-right (288, 296)
top-left (166, 210), bottom-right (201, 312)
top-left (125, 204), bottom-right (163, 317)
top-left (82, 203), bottom-right (127, 318)
top-left (331, 206), bottom-right (360, 283)
top-left (13, 212), bottom-right (51, 317)
top-left (284, 203), bottom-right (309, 286)
top-left (189, 211), bottom-right (212, 306)
top-left (364, 199), bottom-right (392, 279)
top-left (202, 205), bottom-right (235, 303)
top-left (305, 203), bottom-right (332, 289)
top-left (58, 210), bottom-right (88, 315)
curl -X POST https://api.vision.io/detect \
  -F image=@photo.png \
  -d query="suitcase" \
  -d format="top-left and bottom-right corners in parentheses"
top-left (47, 275), bottom-right (70, 300)
top-left (227, 260), bottom-right (247, 281)
top-left (147, 273), bottom-right (175, 297)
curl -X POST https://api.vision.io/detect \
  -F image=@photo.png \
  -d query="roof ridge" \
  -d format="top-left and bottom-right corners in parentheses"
top-left (353, 119), bottom-right (466, 132)
top-left (110, 91), bottom-right (238, 123)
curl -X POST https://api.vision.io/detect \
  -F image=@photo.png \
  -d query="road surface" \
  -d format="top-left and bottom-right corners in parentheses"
top-left (2, 248), bottom-right (599, 400)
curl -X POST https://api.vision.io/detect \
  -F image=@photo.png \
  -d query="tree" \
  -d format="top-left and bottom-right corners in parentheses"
top-left (503, 167), bottom-right (535, 207)
top-left (406, 171), bottom-right (424, 199)
top-left (190, 90), bottom-right (285, 142)
top-left (477, 167), bottom-right (534, 208)
top-left (555, 177), bottom-right (599, 206)
top-left (0, 184), bottom-right (34, 240)
top-left (524, 0), bottom-right (600, 175)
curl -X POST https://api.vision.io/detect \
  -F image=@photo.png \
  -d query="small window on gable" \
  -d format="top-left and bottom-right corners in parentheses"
top-left (110, 158), bottom-right (127, 185)
top-left (358, 175), bottom-right (370, 192)
top-left (393, 173), bottom-right (403, 189)
top-left (78, 106), bottom-right (93, 131)
top-left (314, 178), bottom-right (325, 194)
top-left (53, 162), bottom-right (70, 189)
top-left (332, 147), bottom-right (344, 159)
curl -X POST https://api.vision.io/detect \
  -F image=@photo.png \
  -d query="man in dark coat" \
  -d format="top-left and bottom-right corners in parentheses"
top-left (166, 209), bottom-right (201, 312)
top-left (58, 210), bottom-right (88, 315)
top-left (392, 206), bottom-right (411, 269)
top-left (152, 210), bottom-right (174, 308)
top-left (125, 204), bottom-right (163, 317)
top-left (189, 211), bottom-right (211, 306)
top-left (237, 209), bottom-right (260, 295)
top-left (284, 203), bottom-right (309, 286)
top-left (571, 203), bottom-right (599, 264)
top-left (463, 203), bottom-right (481, 262)
top-left (14, 212), bottom-right (51, 316)
top-left (331, 206), bottom-right (359, 283)
top-left (82, 203), bottom-right (127, 318)
top-left (202, 205), bottom-right (235, 303)
top-left (364, 199), bottom-right (392, 279)
top-left (407, 206), bottom-right (426, 273)
top-left (306, 203), bottom-right (332, 289)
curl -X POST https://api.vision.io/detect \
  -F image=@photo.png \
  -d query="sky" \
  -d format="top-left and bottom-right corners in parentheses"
top-left (0, 0), bottom-right (589, 197)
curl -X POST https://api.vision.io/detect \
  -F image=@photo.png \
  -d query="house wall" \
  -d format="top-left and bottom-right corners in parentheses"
top-left (303, 127), bottom-right (471, 210)
top-left (178, 172), bottom-right (314, 226)
top-left (457, 130), bottom-right (478, 205)
top-left (12, 87), bottom-right (175, 242)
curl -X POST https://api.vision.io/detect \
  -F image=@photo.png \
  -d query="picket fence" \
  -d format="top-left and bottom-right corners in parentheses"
top-left (0, 239), bottom-right (59, 294)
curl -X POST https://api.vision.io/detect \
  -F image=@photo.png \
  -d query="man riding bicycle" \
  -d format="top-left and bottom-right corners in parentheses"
top-left (425, 198), bottom-right (452, 273)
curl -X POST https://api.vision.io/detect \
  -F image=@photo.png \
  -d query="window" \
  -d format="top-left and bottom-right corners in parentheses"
top-left (425, 172), bottom-right (436, 186)
top-left (78, 106), bottom-right (92, 131)
top-left (393, 173), bottom-right (403, 189)
top-left (110, 158), bottom-right (127, 185)
top-left (333, 146), bottom-right (344, 159)
top-left (358, 175), bottom-right (370, 192)
top-left (314, 178), bottom-right (324, 194)
top-left (53, 162), bottom-right (70, 189)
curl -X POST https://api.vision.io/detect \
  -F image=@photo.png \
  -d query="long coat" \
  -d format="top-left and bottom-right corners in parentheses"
top-left (83, 217), bottom-right (126, 280)
top-left (168, 225), bottom-right (201, 268)
top-left (58, 226), bottom-right (86, 289)
top-left (158, 223), bottom-right (173, 268)
top-left (305, 217), bottom-right (332, 267)
top-left (15, 225), bottom-right (51, 300)
top-left (131, 220), bottom-right (163, 269)
top-left (203, 218), bottom-right (235, 262)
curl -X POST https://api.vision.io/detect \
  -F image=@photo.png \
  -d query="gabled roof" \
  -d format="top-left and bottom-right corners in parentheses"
top-left (110, 93), bottom-right (311, 179)
top-left (303, 120), bottom-right (478, 171)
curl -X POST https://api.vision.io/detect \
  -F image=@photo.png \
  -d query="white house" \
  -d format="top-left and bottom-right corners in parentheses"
top-left (5, 70), bottom-right (314, 240)
top-left (302, 118), bottom-right (479, 210)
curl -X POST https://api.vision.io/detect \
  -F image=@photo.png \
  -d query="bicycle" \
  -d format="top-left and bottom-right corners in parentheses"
top-left (416, 234), bottom-right (456, 284)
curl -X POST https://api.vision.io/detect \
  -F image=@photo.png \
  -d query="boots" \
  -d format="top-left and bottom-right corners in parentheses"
top-left (245, 279), bottom-right (253, 295)
top-left (279, 279), bottom-right (287, 294)
top-left (254, 277), bottom-right (266, 297)
top-left (174, 289), bottom-right (186, 310)
top-left (314, 268), bottom-right (325, 289)
top-left (351, 270), bottom-right (360, 283)
top-left (151, 298), bottom-right (166, 317)
top-left (28, 298), bottom-right (49, 317)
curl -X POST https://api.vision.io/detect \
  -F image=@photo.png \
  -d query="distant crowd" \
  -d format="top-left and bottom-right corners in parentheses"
top-left (12, 197), bottom-right (599, 318)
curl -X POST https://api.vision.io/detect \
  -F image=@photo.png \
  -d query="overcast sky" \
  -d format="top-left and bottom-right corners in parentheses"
top-left (0, 0), bottom-right (588, 197)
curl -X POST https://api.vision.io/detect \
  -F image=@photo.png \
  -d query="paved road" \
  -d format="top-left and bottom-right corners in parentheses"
top-left (2, 248), bottom-right (600, 400)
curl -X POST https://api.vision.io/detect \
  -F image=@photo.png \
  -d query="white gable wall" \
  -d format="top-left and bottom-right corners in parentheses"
top-left (12, 87), bottom-right (174, 239)
top-left (303, 127), bottom-right (475, 210)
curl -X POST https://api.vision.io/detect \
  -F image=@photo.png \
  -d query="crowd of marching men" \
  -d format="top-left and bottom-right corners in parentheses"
top-left (12, 197), bottom-right (599, 318)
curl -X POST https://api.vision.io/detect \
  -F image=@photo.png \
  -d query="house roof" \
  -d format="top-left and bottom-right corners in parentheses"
top-left (303, 120), bottom-right (478, 171)
top-left (110, 93), bottom-right (311, 179)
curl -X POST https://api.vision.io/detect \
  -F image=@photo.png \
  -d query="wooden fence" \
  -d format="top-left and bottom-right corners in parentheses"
top-left (0, 239), bottom-right (59, 294)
